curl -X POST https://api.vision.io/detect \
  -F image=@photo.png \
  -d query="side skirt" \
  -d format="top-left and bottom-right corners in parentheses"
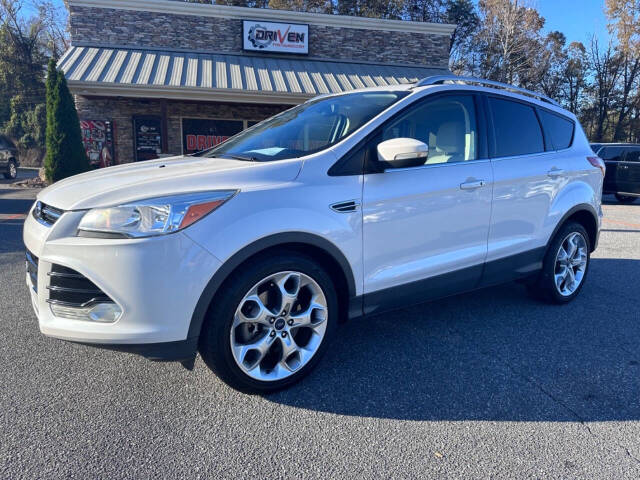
top-left (355, 247), bottom-right (545, 319)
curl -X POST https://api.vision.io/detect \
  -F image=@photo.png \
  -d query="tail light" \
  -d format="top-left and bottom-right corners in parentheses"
top-left (587, 156), bottom-right (605, 176)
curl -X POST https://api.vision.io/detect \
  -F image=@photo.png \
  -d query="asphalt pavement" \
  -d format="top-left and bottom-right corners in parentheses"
top-left (1, 188), bottom-right (639, 479)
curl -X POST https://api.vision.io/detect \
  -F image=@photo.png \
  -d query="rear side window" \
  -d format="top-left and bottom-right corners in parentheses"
top-left (539, 110), bottom-right (574, 150)
top-left (626, 148), bottom-right (640, 163)
top-left (600, 146), bottom-right (625, 161)
top-left (489, 97), bottom-right (544, 157)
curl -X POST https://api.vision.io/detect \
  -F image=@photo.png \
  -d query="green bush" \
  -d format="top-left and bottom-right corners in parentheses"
top-left (44, 59), bottom-right (89, 183)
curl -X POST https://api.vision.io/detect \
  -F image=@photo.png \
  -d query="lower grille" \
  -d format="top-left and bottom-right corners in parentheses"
top-left (26, 250), bottom-right (38, 292)
top-left (47, 264), bottom-right (111, 307)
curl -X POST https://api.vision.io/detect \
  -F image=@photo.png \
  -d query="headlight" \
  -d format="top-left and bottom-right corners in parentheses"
top-left (77, 190), bottom-right (237, 238)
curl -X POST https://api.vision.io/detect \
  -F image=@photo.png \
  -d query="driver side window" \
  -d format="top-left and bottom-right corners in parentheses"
top-left (382, 95), bottom-right (478, 165)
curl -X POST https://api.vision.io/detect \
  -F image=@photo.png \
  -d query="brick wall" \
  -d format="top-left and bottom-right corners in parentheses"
top-left (75, 96), bottom-right (287, 163)
top-left (69, 5), bottom-right (450, 68)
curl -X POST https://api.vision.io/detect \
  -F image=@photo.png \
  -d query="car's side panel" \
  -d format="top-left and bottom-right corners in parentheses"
top-left (617, 147), bottom-right (640, 195)
top-left (486, 151), bottom-right (565, 261)
top-left (362, 161), bottom-right (493, 301)
top-left (184, 153), bottom-right (364, 296)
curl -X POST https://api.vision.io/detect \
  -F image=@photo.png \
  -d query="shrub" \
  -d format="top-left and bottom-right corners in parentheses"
top-left (44, 59), bottom-right (89, 182)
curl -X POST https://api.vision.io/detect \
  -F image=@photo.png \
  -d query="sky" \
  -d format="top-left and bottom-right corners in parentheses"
top-left (535, 0), bottom-right (611, 46)
top-left (41, 0), bottom-right (614, 47)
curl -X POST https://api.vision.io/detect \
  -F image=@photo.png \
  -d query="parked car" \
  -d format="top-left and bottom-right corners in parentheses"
top-left (590, 143), bottom-right (640, 203)
top-left (0, 135), bottom-right (19, 179)
top-left (23, 75), bottom-right (604, 393)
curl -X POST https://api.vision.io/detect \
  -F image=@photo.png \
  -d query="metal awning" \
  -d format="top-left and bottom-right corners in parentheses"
top-left (59, 46), bottom-right (448, 104)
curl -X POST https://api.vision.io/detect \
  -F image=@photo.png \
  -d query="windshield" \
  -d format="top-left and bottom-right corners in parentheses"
top-left (198, 91), bottom-right (409, 162)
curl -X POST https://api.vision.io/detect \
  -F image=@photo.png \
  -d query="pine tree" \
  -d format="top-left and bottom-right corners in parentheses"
top-left (44, 59), bottom-right (89, 182)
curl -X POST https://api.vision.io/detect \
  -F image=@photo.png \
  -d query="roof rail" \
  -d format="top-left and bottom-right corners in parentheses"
top-left (414, 75), bottom-right (559, 106)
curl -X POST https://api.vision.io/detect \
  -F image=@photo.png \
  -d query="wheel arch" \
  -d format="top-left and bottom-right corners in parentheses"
top-left (187, 232), bottom-right (358, 340)
top-left (547, 204), bottom-right (599, 254)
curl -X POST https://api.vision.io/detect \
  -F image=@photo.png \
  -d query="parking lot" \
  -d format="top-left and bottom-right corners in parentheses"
top-left (1, 187), bottom-right (639, 479)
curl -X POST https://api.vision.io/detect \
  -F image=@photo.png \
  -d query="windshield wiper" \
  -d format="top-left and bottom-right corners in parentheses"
top-left (209, 153), bottom-right (258, 162)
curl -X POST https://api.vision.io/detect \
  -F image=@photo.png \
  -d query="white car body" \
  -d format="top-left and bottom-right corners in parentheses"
top-left (23, 79), bottom-right (603, 365)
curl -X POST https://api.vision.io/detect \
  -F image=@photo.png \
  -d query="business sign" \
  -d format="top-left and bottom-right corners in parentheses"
top-left (80, 119), bottom-right (115, 168)
top-left (243, 20), bottom-right (308, 54)
top-left (182, 118), bottom-right (244, 154)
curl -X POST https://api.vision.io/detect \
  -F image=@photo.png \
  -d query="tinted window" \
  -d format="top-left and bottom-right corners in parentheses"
top-left (600, 146), bottom-right (625, 161)
top-left (381, 95), bottom-right (478, 165)
top-left (489, 97), bottom-right (544, 157)
top-left (625, 148), bottom-right (640, 163)
top-left (539, 110), bottom-right (574, 150)
top-left (201, 91), bottom-right (408, 162)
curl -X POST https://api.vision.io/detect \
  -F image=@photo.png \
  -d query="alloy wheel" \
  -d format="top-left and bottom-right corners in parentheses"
top-left (230, 271), bottom-right (328, 381)
top-left (554, 232), bottom-right (588, 296)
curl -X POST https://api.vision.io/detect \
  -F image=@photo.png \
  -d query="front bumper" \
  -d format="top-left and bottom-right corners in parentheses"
top-left (23, 205), bottom-right (222, 359)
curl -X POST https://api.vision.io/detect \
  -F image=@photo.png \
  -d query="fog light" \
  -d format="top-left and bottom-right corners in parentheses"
top-left (88, 303), bottom-right (122, 323)
top-left (50, 302), bottom-right (122, 323)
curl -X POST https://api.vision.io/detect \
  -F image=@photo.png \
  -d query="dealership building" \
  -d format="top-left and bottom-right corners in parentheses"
top-left (60, 0), bottom-right (455, 165)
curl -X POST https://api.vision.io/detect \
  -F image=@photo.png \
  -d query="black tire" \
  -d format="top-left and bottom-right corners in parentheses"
top-left (615, 194), bottom-right (637, 204)
top-left (528, 222), bottom-right (591, 304)
top-left (3, 160), bottom-right (17, 179)
top-left (199, 251), bottom-right (338, 394)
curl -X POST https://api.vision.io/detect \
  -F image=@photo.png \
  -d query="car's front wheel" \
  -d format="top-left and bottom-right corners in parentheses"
top-left (199, 252), bottom-right (337, 393)
top-left (529, 222), bottom-right (591, 304)
top-left (615, 193), bottom-right (637, 204)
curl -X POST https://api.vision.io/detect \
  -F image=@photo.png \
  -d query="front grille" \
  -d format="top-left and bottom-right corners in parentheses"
top-left (25, 250), bottom-right (38, 292)
top-left (33, 201), bottom-right (63, 226)
top-left (47, 264), bottom-right (111, 307)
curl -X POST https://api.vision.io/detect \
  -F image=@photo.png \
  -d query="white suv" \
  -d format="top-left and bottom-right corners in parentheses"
top-left (24, 76), bottom-right (604, 393)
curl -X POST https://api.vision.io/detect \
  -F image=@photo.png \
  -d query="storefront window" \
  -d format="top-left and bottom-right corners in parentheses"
top-left (80, 120), bottom-right (115, 168)
top-left (182, 118), bottom-right (245, 154)
top-left (198, 91), bottom-right (409, 162)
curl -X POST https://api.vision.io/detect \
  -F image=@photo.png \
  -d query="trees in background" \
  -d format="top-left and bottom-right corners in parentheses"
top-left (43, 58), bottom-right (89, 182)
top-left (0, 0), bottom-right (68, 164)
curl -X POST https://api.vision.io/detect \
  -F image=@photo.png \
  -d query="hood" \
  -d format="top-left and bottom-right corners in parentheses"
top-left (38, 156), bottom-right (302, 210)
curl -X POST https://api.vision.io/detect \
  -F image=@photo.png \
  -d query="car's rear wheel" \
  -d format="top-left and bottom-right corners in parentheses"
top-left (529, 222), bottom-right (590, 304)
top-left (199, 252), bottom-right (337, 393)
top-left (615, 193), bottom-right (637, 204)
top-left (3, 159), bottom-right (17, 179)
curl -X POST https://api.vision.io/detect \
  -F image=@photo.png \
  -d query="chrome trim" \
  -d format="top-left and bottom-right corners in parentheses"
top-left (46, 298), bottom-right (114, 308)
top-left (47, 271), bottom-right (85, 279)
top-left (46, 285), bottom-right (104, 294)
top-left (382, 158), bottom-right (491, 173)
top-left (32, 201), bottom-right (64, 227)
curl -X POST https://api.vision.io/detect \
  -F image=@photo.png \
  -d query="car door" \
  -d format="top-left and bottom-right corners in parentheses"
top-left (483, 95), bottom-right (564, 285)
top-left (617, 147), bottom-right (640, 195)
top-left (599, 145), bottom-right (626, 193)
top-left (361, 93), bottom-right (493, 315)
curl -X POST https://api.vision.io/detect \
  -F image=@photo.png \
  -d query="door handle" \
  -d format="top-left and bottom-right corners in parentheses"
top-left (547, 168), bottom-right (565, 178)
top-left (460, 180), bottom-right (486, 190)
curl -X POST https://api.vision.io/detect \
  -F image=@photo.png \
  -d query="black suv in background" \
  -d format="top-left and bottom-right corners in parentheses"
top-left (591, 143), bottom-right (640, 203)
top-left (0, 135), bottom-right (19, 180)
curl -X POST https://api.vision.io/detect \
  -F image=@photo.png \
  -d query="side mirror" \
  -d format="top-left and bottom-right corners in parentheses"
top-left (377, 138), bottom-right (428, 169)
